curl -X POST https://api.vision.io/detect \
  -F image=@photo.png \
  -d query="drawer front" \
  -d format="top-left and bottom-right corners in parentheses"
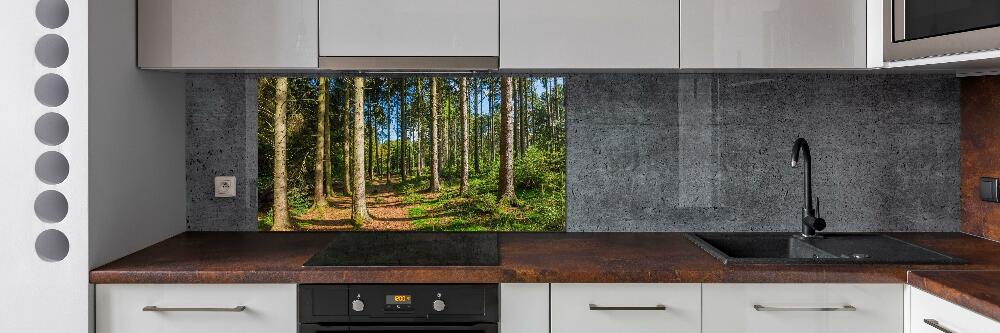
top-left (703, 283), bottom-right (903, 333)
top-left (910, 287), bottom-right (1000, 333)
top-left (500, 283), bottom-right (548, 333)
top-left (96, 284), bottom-right (296, 333)
top-left (550, 283), bottom-right (700, 333)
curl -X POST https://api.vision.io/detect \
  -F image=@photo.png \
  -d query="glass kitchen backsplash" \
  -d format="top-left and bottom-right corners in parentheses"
top-left (257, 76), bottom-right (565, 232)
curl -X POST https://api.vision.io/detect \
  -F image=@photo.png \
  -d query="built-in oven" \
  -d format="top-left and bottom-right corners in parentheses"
top-left (299, 284), bottom-right (499, 333)
top-left (885, 0), bottom-right (1000, 61)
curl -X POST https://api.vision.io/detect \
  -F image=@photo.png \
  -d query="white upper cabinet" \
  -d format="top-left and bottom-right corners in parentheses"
top-left (680, 0), bottom-right (871, 69)
top-left (138, 0), bottom-right (318, 69)
top-left (319, 0), bottom-right (499, 57)
top-left (500, 0), bottom-right (680, 70)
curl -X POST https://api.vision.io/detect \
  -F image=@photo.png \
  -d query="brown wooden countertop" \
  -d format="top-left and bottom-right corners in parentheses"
top-left (908, 270), bottom-right (1000, 322)
top-left (90, 232), bottom-right (1000, 285)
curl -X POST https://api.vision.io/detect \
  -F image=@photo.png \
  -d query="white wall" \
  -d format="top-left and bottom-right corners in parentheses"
top-left (88, 0), bottom-right (186, 269)
top-left (0, 0), bottom-right (89, 331)
top-left (1, 0), bottom-right (185, 331)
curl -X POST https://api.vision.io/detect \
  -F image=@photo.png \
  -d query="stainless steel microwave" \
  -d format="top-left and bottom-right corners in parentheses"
top-left (884, 0), bottom-right (1000, 62)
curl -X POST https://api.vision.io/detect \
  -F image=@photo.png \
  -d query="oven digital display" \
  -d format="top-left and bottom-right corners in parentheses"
top-left (386, 295), bottom-right (412, 305)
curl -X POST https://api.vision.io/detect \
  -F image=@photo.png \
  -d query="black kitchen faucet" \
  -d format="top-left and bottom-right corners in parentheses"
top-left (791, 138), bottom-right (826, 238)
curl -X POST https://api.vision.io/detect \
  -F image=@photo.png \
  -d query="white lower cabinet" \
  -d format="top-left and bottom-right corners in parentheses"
top-left (702, 283), bottom-right (903, 333)
top-left (500, 283), bottom-right (549, 333)
top-left (910, 287), bottom-right (1000, 333)
top-left (96, 284), bottom-right (297, 333)
top-left (550, 283), bottom-right (701, 333)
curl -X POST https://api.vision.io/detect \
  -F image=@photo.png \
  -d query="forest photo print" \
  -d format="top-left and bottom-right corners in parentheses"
top-left (258, 76), bottom-right (566, 232)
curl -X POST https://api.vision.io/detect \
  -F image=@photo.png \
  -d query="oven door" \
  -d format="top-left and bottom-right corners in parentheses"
top-left (300, 323), bottom-right (498, 333)
top-left (885, 0), bottom-right (1000, 61)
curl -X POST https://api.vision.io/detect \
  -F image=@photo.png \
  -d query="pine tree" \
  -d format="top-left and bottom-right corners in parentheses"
top-left (351, 77), bottom-right (371, 226)
top-left (498, 77), bottom-right (516, 205)
top-left (459, 78), bottom-right (470, 195)
top-left (272, 77), bottom-right (294, 231)
top-left (313, 77), bottom-right (328, 208)
top-left (430, 78), bottom-right (441, 192)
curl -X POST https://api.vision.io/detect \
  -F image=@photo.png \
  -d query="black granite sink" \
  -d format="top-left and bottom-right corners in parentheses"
top-left (686, 233), bottom-right (965, 265)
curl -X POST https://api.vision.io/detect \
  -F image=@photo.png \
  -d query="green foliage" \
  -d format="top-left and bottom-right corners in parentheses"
top-left (257, 187), bottom-right (312, 231)
top-left (258, 210), bottom-right (274, 231)
top-left (286, 187), bottom-right (312, 215)
top-left (405, 150), bottom-right (566, 232)
top-left (398, 180), bottom-right (426, 205)
top-left (514, 147), bottom-right (565, 193)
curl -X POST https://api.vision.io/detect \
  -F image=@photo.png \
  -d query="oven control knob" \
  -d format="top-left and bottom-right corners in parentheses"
top-left (432, 299), bottom-right (446, 312)
top-left (351, 299), bottom-right (365, 312)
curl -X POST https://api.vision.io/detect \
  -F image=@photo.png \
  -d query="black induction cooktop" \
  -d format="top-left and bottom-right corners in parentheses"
top-left (303, 232), bottom-right (500, 266)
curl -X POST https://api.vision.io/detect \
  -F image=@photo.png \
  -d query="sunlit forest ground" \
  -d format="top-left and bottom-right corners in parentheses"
top-left (260, 150), bottom-right (566, 231)
top-left (259, 148), bottom-right (565, 232)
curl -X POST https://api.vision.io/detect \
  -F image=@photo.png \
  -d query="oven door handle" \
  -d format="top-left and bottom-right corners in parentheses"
top-left (348, 323), bottom-right (497, 331)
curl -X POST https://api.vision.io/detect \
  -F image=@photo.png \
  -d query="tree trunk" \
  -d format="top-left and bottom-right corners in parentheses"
top-left (342, 79), bottom-right (352, 195)
top-left (459, 78), bottom-right (470, 195)
top-left (416, 79), bottom-right (424, 178)
top-left (498, 77), bottom-right (516, 205)
top-left (351, 77), bottom-right (371, 226)
top-left (313, 77), bottom-right (329, 208)
top-left (385, 84), bottom-right (392, 185)
top-left (442, 93), bottom-right (450, 176)
top-left (400, 80), bottom-right (408, 182)
top-left (547, 78), bottom-right (554, 152)
top-left (272, 78), bottom-right (294, 231)
top-left (368, 114), bottom-right (374, 178)
top-left (430, 78), bottom-right (441, 192)
top-left (324, 80), bottom-right (333, 196)
top-left (519, 78), bottom-right (527, 155)
top-left (488, 80), bottom-right (495, 163)
top-left (473, 78), bottom-right (481, 174)
top-left (513, 78), bottom-right (521, 159)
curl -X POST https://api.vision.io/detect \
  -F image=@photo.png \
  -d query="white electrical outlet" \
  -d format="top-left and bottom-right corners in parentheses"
top-left (215, 176), bottom-right (236, 197)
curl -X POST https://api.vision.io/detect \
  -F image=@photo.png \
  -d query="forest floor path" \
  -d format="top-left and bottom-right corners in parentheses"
top-left (294, 177), bottom-right (441, 231)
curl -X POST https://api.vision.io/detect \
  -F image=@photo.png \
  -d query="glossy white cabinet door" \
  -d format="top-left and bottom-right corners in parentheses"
top-left (550, 283), bottom-right (700, 333)
top-left (500, 283), bottom-right (548, 333)
top-left (319, 0), bottom-right (499, 57)
top-left (501, 0), bottom-right (680, 69)
top-left (96, 284), bottom-right (297, 333)
top-left (138, 0), bottom-right (318, 69)
top-left (703, 283), bottom-right (903, 333)
top-left (910, 287), bottom-right (1000, 333)
top-left (681, 0), bottom-right (868, 68)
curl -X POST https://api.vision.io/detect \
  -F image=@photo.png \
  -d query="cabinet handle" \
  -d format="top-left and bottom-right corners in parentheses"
top-left (589, 304), bottom-right (667, 311)
top-left (753, 305), bottom-right (856, 312)
top-left (923, 319), bottom-right (955, 333)
top-left (142, 306), bottom-right (247, 312)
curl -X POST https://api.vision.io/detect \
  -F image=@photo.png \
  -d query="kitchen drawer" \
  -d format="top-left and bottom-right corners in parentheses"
top-left (703, 283), bottom-right (903, 333)
top-left (550, 283), bottom-right (700, 333)
top-left (910, 287), bottom-right (1000, 333)
top-left (96, 284), bottom-right (296, 333)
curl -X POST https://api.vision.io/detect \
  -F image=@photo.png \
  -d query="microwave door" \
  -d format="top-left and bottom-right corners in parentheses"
top-left (885, 0), bottom-right (1000, 61)
top-left (896, 0), bottom-right (1000, 42)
